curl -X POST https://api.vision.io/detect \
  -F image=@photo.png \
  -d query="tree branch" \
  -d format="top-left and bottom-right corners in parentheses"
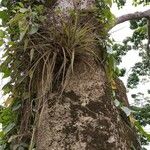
top-left (115, 9), bottom-right (150, 25)
top-left (113, 9), bottom-right (150, 61)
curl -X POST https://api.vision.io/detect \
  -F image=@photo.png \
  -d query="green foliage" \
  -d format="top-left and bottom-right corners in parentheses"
top-left (0, 0), bottom-right (115, 148)
top-left (0, 106), bottom-right (17, 148)
top-left (95, 0), bottom-right (116, 30)
top-left (112, 41), bottom-right (132, 64)
top-left (132, 104), bottom-right (150, 126)
top-left (134, 121), bottom-right (150, 142)
top-left (127, 73), bottom-right (139, 89)
top-left (113, 0), bottom-right (126, 8)
top-left (131, 104), bottom-right (150, 148)
top-left (111, 1), bottom-right (150, 149)
top-left (0, 10), bottom-right (9, 24)
top-left (130, 19), bottom-right (147, 30)
top-left (114, 0), bottom-right (150, 7)
top-left (0, 1), bottom-right (47, 148)
top-left (115, 17), bottom-right (150, 90)
top-left (133, 0), bottom-right (150, 6)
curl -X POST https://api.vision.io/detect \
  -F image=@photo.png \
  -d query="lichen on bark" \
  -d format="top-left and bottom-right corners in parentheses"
top-left (36, 58), bottom-right (141, 150)
top-left (35, 0), bottom-right (141, 149)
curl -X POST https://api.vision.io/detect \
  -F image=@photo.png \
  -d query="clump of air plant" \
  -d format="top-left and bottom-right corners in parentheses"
top-left (28, 14), bottom-right (100, 95)
top-left (6, 13), bottom-right (102, 146)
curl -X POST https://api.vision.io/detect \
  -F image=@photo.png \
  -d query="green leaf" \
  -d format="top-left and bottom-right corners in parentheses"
top-left (0, 39), bottom-right (4, 46)
top-left (2, 83), bottom-right (12, 95)
top-left (19, 8), bottom-right (28, 13)
top-left (8, 13), bottom-right (25, 26)
top-left (8, 41), bottom-right (15, 46)
top-left (105, 0), bottom-right (112, 6)
top-left (18, 2), bottom-right (24, 8)
top-left (35, 5), bottom-right (44, 14)
top-left (1, 0), bottom-right (9, 7)
top-left (3, 68), bottom-right (11, 78)
top-left (0, 131), bottom-right (5, 138)
top-left (134, 121), bottom-right (150, 141)
top-left (29, 24), bottom-right (39, 35)
top-left (0, 30), bottom-right (5, 38)
top-left (3, 123), bottom-right (15, 134)
top-left (0, 56), bottom-right (10, 68)
top-left (0, 108), bottom-right (14, 125)
top-left (0, 11), bottom-right (9, 23)
top-left (18, 18), bottom-right (29, 41)
top-left (0, 60), bottom-right (11, 78)
top-left (121, 106), bottom-right (132, 116)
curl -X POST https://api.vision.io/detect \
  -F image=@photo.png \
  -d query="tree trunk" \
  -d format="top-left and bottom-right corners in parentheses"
top-left (35, 0), bottom-right (141, 149)
top-left (36, 59), bottom-right (140, 150)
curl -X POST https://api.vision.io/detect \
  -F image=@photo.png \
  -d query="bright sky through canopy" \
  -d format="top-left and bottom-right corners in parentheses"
top-left (111, 0), bottom-right (150, 105)
top-left (111, 1), bottom-right (150, 149)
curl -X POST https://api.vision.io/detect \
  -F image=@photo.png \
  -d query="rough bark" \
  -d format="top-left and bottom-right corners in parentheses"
top-left (35, 0), bottom-right (141, 149)
top-left (115, 78), bottom-right (130, 108)
top-left (36, 58), bottom-right (140, 150)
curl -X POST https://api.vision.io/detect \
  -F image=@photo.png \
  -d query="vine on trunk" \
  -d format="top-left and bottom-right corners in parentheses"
top-left (0, 0), bottom-right (117, 149)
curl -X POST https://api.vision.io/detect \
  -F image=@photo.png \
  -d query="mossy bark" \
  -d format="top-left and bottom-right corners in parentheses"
top-left (36, 58), bottom-right (140, 150)
top-left (35, 0), bottom-right (141, 149)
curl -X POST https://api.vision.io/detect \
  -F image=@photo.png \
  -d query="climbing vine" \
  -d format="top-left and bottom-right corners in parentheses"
top-left (0, 0), bottom-right (117, 149)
